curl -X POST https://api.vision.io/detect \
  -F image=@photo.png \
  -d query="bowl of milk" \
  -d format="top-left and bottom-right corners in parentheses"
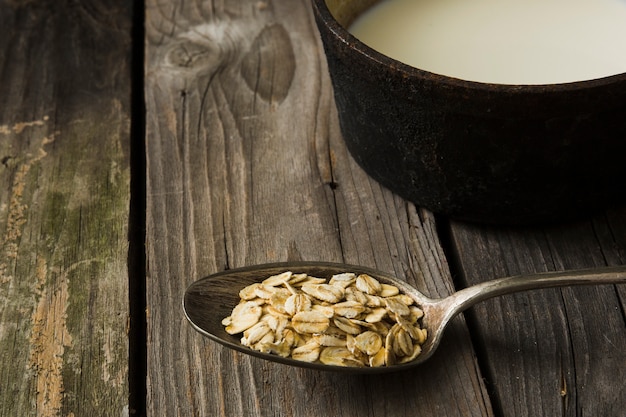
top-left (312, 0), bottom-right (626, 224)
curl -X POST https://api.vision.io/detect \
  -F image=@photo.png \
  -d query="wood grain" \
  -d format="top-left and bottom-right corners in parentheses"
top-left (145, 0), bottom-right (491, 415)
top-left (446, 209), bottom-right (626, 417)
top-left (5, 0), bottom-right (625, 415)
top-left (0, 1), bottom-right (132, 415)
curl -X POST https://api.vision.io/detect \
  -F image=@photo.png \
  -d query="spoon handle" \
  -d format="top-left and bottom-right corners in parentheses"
top-left (447, 265), bottom-right (626, 315)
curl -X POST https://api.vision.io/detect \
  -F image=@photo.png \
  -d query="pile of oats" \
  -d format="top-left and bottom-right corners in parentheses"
top-left (221, 271), bottom-right (427, 367)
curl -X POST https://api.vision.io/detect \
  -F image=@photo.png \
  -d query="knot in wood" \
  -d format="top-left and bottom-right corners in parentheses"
top-left (240, 23), bottom-right (295, 104)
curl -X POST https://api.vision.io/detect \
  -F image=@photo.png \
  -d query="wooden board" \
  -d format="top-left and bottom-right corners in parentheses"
top-left (6, 0), bottom-right (623, 415)
top-left (446, 208), bottom-right (626, 417)
top-left (144, 0), bottom-right (492, 415)
top-left (0, 1), bottom-right (132, 415)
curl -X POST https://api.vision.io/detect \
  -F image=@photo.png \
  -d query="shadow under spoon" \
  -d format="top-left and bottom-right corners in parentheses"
top-left (183, 262), bottom-right (626, 374)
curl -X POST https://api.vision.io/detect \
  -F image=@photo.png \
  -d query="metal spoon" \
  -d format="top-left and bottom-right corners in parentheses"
top-left (183, 262), bottom-right (626, 374)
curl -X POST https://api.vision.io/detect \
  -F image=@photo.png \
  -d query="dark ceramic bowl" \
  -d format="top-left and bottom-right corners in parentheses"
top-left (312, 0), bottom-right (626, 224)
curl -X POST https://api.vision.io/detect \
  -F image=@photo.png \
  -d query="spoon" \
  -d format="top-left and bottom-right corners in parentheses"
top-left (183, 262), bottom-right (626, 374)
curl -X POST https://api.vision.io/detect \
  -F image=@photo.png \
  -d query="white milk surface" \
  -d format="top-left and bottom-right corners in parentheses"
top-left (349, 0), bottom-right (626, 84)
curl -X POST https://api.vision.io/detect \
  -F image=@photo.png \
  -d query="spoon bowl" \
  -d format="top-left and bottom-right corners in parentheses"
top-left (183, 262), bottom-right (626, 374)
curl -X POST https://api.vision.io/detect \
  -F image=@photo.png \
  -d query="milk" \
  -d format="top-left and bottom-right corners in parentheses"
top-left (349, 0), bottom-right (626, 84)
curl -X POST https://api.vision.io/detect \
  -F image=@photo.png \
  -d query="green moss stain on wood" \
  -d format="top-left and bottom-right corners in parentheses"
top-left (0, 109), bottom-right (130, 416)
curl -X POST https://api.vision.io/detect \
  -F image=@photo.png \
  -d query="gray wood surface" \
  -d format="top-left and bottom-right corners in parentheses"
top-left (3, 0), bottom-right (624, 416)
top-left (144, 0), bottom-right (491, 415)
top-left (0, 1), bottom-right (132, 415)
top-left (447, 212), bottom-right (626, 417)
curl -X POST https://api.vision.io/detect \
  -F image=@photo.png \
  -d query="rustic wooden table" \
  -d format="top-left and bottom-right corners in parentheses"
top-left (1, 0), bottom-right (625, 416)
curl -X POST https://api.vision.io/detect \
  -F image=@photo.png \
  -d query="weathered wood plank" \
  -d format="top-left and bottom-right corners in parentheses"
top-left (447, 208), bottom-right (626, 417)
top-left (0, 1), bottom-right (132, 415)
top-left (145, 0), bottom-right (492, 415)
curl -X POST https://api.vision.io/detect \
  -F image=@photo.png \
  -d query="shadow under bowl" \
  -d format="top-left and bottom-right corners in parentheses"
top-left (312, 0), bottom-right (626, 225)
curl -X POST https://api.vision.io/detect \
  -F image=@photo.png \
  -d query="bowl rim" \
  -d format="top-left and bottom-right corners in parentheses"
top-left (312, 0), bottom-right (626, 93)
